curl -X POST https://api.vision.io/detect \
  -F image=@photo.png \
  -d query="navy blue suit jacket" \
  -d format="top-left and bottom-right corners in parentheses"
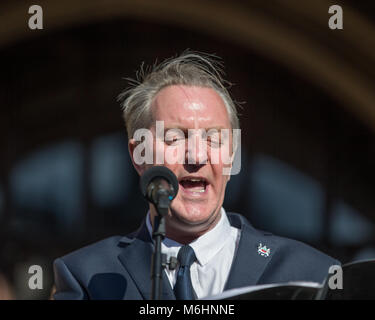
top-left (53, 213), bottom-right (340, 299)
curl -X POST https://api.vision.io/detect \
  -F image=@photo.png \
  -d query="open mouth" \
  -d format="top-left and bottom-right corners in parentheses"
top-left (179, 177), bottom-right (209, 195)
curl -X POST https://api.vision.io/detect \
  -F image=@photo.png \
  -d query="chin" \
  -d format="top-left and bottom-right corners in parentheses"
top-left (171, 203), bottom-right (218, 226)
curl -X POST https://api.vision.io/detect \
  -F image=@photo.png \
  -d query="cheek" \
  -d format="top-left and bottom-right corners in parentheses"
top-left (208, 146), bottom-right (233, 169)
top-left (164, 143), bottom-right (186, 165)
top-left (153, 138), bottom-right (164, 164)
top-left (211, 168), bottom-right (229, 193)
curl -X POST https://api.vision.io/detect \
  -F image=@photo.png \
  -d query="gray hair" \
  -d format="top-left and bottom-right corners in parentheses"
top-left (118, 50), bottom-right (240, 139)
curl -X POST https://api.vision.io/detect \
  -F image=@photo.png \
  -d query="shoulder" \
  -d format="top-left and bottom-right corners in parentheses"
top-left (269, 233), bottom-right (339, 266)
top-left (228, 211), bottom-right (338, 261)
top-left (227, 212), bottom-right (340, 283)
top-left (262, 234), bottom-right (339, 283)
top-left (54, 219), bottom-right (148, 280)
top-left (59, 236), bottom-right (123, 263)
top-left (54, 235), bottom-right (126, 281)
top-left (53, 235), bottom-right (139, 299)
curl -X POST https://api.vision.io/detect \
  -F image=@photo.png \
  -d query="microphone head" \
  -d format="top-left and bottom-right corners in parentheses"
top-left (140, 166), bottom-right (179, 200)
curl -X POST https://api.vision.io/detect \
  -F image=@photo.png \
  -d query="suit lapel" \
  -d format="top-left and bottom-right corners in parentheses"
top-left (224, 213), bottom-right (279, 290)
top-left (117, 220), bottom-right (175, 300)
top-left (117, 213), bottom-right (278, 297)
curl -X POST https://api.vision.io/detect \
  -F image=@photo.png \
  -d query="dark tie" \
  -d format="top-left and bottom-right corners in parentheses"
top-left (174, 245), bottom-right (196, 300)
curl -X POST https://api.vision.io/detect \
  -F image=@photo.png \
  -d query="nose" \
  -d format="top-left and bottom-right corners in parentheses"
top-left (186, 131), bottom-right (208, 165)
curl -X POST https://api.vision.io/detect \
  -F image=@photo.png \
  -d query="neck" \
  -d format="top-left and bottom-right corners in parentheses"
top-left (149, 207), bottom-right (222, 244)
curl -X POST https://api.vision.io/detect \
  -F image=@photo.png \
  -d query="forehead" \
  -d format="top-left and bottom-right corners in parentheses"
top-left (151, 85), bottom-right (231, 129)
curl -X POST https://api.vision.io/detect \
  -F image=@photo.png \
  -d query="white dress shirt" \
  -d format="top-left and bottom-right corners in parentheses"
top-left (146, 207), bottom-right (241, 299)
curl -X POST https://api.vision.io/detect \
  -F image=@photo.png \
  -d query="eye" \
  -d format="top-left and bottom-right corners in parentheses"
top-left (172, 137), bottom-right (184, 144)
top-left (165, 130), bottom-right (186, 145)
top-left (207, 133), bottom-right (223, 148)
top-left (208, 138), bottom-right (222, 148)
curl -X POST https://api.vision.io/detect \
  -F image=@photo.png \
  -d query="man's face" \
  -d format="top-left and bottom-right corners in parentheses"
top-left (131, 85), bottom-right (233, 242)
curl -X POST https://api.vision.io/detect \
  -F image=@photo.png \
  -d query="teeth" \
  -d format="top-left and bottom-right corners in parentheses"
top-left (193, 189), bottom-right (205, 193)
top-left (182, 178), bottom-right (205, 183)
top-left (180, 178), bottom-right (207, 193)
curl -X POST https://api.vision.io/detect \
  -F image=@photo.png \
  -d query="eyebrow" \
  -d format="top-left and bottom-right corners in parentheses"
top-left (164, 126), bottom-right (228, 132)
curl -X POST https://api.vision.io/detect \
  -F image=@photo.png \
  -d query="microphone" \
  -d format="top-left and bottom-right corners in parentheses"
top-left (140, 166), bottom-right (179, 214)
top-left (140, 166), bottom-right (179, 300)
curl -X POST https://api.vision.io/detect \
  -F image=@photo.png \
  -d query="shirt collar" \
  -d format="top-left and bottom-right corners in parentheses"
top-left (146, 207), bottom-right (232, 266)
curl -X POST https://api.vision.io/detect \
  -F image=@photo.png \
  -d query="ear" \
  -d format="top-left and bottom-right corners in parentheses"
top-left (225, 166), bottom-right (232, 182)
top-left (128, 138), bottom-right (146, 176)
top-left (227, 151), bottom-right (236, 182)
top-left (222, 149), bottom-right (235, 180)
top-left (225, 128), bottom-right (241, 180)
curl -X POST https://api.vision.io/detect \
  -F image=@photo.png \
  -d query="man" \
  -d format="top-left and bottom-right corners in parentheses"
top-left (53, 51), bottom-right (340, 300)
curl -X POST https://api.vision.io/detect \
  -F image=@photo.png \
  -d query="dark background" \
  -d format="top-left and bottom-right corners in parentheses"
top-left (1, 0), bottom-right (375, 299)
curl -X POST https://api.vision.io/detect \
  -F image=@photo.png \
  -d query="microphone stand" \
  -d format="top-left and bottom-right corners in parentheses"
top-left (151, 191), bottom-right (177, 300)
